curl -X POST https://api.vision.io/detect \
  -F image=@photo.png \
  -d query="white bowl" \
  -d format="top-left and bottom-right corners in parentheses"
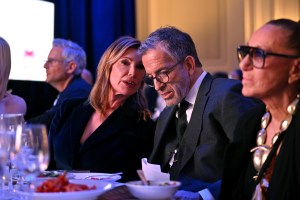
top-left (126, 180), bottom-right (181, 200)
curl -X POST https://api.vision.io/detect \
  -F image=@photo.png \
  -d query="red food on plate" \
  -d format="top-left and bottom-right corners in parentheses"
top-left (36, 173), bottom-right (96, 193)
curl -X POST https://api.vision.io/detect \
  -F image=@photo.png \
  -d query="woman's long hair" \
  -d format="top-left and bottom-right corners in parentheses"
top-left (0, 37), bottom-right (11, 100)
top-left (89, 36), bottom-right (150, 120)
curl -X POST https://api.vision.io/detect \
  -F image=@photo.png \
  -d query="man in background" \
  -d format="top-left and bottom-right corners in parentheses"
top-left (28, 38), bottom-right (92, 130)
top-left (81, 68), bottom-right (94, 85)
top-left (228, 68), bottom-right (243, 81)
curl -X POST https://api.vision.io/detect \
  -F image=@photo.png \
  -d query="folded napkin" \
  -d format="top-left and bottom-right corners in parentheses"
top-left (141, 158), bottom-right (170, 181)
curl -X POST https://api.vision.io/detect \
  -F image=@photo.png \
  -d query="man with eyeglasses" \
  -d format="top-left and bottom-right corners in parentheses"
top-left (138, 26), bottom-right (258, 200)
top-left (27, 38), bottom-right (92, 130)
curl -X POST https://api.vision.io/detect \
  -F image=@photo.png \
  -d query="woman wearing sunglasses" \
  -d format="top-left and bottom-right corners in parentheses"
top-left (220, 19), bottom-right (300, 200)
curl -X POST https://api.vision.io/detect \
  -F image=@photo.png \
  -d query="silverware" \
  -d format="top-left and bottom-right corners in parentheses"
top-left (84, 172), bottom-right (122, 180)
top-left (136, 170), bottom-right (150, 185)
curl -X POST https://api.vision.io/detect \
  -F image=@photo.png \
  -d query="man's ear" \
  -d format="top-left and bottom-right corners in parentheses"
top-left (184, 56), bottom-right (196, 75)
top-left (288, 58), bottom-right (300, 84)
top-left (66, 61), bottom-right (77, 74)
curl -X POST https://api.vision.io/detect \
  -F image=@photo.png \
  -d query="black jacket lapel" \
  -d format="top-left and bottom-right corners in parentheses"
top-left (177, 73), bottom-right (214, 175)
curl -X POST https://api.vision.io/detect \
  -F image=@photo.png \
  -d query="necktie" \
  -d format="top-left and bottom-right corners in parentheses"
top-left (169, 100), bottom-right (189, 179)
top-left (176, 100), bottom-right (189, 143)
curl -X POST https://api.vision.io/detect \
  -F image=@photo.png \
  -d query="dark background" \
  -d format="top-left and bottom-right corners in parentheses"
top-left (8, 0), bottom-right (136, 120)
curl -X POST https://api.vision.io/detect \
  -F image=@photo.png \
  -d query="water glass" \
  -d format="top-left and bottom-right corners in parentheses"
top-left (14, 124), bottom-right (49, 194)
top-left (0, 113), bottom-right (24, 198)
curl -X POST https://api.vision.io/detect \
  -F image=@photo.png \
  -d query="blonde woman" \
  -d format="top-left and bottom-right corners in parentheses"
top-left (48, 36), bottom-right (155, 182)
top-left (0, 37), bottom-right (26, 114)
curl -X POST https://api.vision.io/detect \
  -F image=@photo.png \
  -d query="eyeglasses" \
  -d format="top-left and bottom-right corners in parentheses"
top-left (237, 45), bottom-right (300, 68)
top-left (144, 59), bottom-right (185, 87)
top-left (44, 58), bottom-right (65, 65)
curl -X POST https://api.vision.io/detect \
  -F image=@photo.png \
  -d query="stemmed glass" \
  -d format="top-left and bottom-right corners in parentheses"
top-left (0, 113), bottom-right (24, 198)
top-left (13, 125), bottom-right (34, 191)
top-left (14, 124), bottom-right (49, 195)
top-left (0, 129), bottom-right (11, 199)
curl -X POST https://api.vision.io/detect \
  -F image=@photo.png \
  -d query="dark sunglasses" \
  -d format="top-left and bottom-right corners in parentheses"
top-left (237, 45), bottom-right (299, 68)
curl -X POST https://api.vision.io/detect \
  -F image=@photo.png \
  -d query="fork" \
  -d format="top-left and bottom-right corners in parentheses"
top-left (84, 172), bottom-right (123, 180)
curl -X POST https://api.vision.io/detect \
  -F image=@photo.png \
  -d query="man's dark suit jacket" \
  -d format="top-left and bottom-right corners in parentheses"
top-left (27, 76), bottom-right (92, 130)
top-left (149, 73), bottom-right (258, 198)
top-left (48, 97), bottom-right (155, 182)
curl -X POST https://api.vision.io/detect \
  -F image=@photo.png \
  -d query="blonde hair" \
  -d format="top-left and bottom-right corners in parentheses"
top-left (89, 36), bottom-right (150, 120)
top-left (0, 37), bottom-right (11, 100)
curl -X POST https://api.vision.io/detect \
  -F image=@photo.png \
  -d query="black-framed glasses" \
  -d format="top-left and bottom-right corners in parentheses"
top-left (144, 59), bottom-right (185, 87)
top-left (237, 45), bottom-right (300, 68)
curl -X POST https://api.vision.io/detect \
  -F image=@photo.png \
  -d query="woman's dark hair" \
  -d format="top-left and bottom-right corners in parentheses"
top-left (266, 19), bottom-right (300, 55)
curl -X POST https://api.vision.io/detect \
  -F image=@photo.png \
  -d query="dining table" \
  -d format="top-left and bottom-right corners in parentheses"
top-left (10, 171), bottom-right (181, 200)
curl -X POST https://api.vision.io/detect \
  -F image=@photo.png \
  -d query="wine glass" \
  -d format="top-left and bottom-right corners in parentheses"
top-left (0, 114), bottom-right (24, 197)
top-left (0, 132), bottom-right (10, 198)
top-left (14, 124), bottom-right (49, 194)
top-left (13, 125), bottom-right (34, 191)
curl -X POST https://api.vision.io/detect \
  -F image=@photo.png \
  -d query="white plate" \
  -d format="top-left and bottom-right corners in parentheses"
top-left (72, 173), bottom-right (122, 181)
top-left (12, 170), bottom-right (75, 183)
top-left (16, 179), bottom-right (116, 200)
top-left (36, 171), bottom-right (75, 181)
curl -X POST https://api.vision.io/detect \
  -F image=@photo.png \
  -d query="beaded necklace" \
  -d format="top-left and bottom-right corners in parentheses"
top-left (251, 94), bottom-right (299, 199)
